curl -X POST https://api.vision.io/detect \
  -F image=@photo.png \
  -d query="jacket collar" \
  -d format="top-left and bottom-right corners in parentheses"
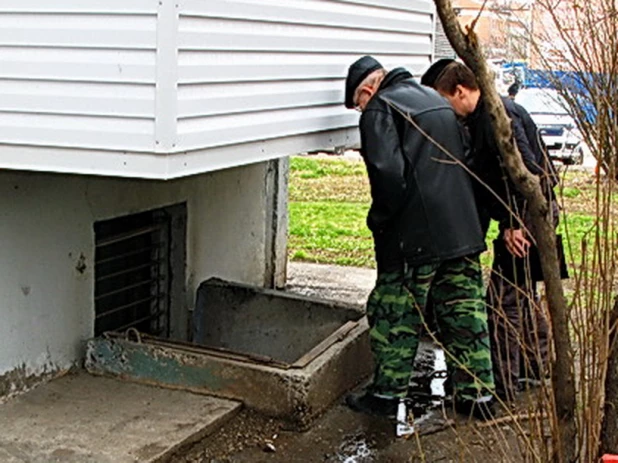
top-left (466, 96), bottom-right (485, 124)
top-left (466, 95), bottom-right (510, 124)
top-left (378, 67), bottom-right (413, 92)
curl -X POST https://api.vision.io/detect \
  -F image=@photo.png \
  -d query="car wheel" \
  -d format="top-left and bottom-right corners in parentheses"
top-left (574, 148), bottom-right (584, 165)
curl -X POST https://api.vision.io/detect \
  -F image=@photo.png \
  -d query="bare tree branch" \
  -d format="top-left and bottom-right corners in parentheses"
top-left (432, 0), bottom-right (578, 461)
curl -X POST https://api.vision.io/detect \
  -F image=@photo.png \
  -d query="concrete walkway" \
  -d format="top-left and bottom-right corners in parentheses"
top-left (286, 261), bottom-right (375, 308)
top-left (0, 373), bottom-right (240, 463)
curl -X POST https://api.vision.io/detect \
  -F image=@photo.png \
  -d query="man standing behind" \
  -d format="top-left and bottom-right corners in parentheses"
top-left (507, 82), bottom-right (520, 100)
top-left (421, 59), bottom-right (557, 401)
top-left (343, 56), bottom-right (495, 421)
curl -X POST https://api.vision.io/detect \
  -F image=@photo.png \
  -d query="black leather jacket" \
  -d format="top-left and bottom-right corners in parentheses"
top-left (359, 68), bottom-right (485, 271)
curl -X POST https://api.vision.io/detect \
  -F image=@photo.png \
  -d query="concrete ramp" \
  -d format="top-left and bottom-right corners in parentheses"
top-left (0, 373), bottom-right (241, 463)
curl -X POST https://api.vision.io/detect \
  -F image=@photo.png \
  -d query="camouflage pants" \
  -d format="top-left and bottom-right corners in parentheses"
top-left (366, 255), bottom-right (495, 402)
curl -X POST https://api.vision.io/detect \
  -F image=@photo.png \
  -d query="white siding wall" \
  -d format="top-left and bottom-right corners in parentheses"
top-left (0, 0), bottom-right (435, 178)
top-left (0, 1), bottom-right (158, 152)
top-left (176, 0), bottom-right (435, 152)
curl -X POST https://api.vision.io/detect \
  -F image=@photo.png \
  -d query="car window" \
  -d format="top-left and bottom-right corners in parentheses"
top-left (516, 90), bottom-right (568, 115)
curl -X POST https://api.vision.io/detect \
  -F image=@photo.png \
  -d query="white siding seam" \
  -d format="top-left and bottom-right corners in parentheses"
top-left (178, 19), bottom-right (430, 37)
top-left (0, 1), bottom-right (158, 14)
top-left (431, 6), bottom-right (437, 63)
top-left (329, 0), bottom-right (433, 15)
top-left (154, 0), bottom-right (179, 156)
top-left (179, 2), bottom-right (431, 35)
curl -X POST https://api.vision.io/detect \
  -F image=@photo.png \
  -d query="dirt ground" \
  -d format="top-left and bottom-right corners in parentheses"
top-left (174, 262), bottom-right (538, 463)
top-left (175, 401), bottom-right (530, 463)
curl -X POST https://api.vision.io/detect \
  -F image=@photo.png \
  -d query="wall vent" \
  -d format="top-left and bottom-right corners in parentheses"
top-left (94, 209), bottom-right (172, 337)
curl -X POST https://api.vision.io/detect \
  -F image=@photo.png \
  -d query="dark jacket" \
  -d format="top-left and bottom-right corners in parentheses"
top-left (464, 97), bottom-right (544, 231)
top-left (510, 101), bottom-right (559, 192)
top-left (359, 68), bottom-right (486, 271)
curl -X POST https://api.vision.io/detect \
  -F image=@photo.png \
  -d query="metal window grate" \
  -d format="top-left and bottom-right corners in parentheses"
top-left (94, 210), bottom-right (171, 337)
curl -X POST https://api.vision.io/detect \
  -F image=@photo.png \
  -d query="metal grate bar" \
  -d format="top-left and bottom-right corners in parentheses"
top-left (95, 278), bottom-right (158, 301)
top-left (96, 295), bottom-right (160, 320)
top-left (96, 261), bottom-right (163, 283)
top-left (95, 244), bottom-right (163, 266)
top-left (96, 225), bottom-right (163, 248)
top-left (110, 310), bottom-right (167, 334)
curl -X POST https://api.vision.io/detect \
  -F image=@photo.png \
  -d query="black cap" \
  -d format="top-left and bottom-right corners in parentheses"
top-left (421, 58), bottom-right (455, 88)
top-left (344, 56), bottom-right (383, 109)
top-left (508, 83), bottom-right (520, 96)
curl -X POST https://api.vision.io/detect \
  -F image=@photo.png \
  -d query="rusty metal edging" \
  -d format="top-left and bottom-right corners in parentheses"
top-left (102, 330), bottom-right (290, 369)
top-left (100, 320), bottom-right (359, 371)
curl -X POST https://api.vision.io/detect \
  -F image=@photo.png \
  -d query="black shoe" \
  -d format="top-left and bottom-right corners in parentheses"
top-left (345, 391), bottom-right (399, 418)
top-left (454, 398), bottom-right (496, 421)
top-left (518, 375), bottom-right (548, 389)
top-left (496, 386), bottom-right (518, 403)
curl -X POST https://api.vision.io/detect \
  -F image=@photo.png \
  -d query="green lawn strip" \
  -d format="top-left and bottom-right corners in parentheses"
top-left (288, 200), bottom-right (596, 272)
top-left (289, 201), bottom-right (370, 236)
top-left (290, 156), bottom-right (370, 203)
top-left (560, 187), bottom-right (582, 199)
top-left (289, 201), bottom-right (502, 269)
top-left (290, 156), bottom-right (366, 179)
top-left (556, 170), bottom-right (618, 215)
top-left (481, 222), bottom-right (499, 269)
top-left (289, 175), bottom-right (370, 203)
top-left (288, 201), bottom-right (373, 267)
top-left (288, 157), bottom-right (604, 272)
top-left (558, 213), bottom-right (614, 275)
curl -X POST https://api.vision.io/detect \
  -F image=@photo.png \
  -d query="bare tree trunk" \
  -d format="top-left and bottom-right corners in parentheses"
top-left (600, 298), bottom-right (618, 456)
top-left (431, 1), bottom-right (578, 461)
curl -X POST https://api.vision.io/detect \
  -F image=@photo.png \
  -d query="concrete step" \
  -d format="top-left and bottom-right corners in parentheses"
top-left (0, 372), bottom-right (241, 462)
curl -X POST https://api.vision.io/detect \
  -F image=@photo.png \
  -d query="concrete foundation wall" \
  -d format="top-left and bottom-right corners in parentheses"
top-left (0, 160), bottom-right (286, 396)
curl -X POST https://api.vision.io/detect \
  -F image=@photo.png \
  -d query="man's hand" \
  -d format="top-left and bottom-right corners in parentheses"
top-left (504, 228), bottom-right (530, 258)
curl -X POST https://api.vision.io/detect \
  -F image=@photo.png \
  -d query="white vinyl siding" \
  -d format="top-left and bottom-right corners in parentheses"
top-left (0, 2), bottom-right (158, 153)
top-left (175, 0), bottom-right (434, 153)
top-left (0, 0), bottom-right (435, 179)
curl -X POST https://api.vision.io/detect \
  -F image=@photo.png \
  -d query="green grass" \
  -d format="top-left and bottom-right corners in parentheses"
top-left (561, 187), bottom-right (582, 199)
top-left (288, 156), bottom-right (609, 271)
top-left (290, 156), bottom-right (367, 179)
top-left (289, 201), bottom-right (373, 267)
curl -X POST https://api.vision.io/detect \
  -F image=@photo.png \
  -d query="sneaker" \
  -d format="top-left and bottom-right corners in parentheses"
top-left (345, 391), bottom-right (398, 418)
top-left (454, 397), bottom-right (496, 421)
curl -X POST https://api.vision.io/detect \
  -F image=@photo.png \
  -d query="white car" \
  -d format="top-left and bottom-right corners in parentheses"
top-left (515, 88), bottom-right (585, 165)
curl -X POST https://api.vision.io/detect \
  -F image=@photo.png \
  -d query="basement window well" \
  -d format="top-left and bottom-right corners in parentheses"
top-left (87, 278), bottom-right (372, 429)
top-left (94, 204), bottom-right (186, 339)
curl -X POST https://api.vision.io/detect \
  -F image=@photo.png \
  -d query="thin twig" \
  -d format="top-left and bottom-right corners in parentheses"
top-left (478, 412), bottom-right (545, 429)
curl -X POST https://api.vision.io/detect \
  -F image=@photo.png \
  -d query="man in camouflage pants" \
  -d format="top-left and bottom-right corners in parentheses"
top-left (368, 261), bottom-right (493, 405)
top-left (343, 56), bottom-right (495, 421)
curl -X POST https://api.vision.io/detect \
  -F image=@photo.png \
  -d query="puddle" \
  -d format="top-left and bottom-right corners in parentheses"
top-left (333, 343), bottom-right (448, 462)
top-left (333, 433), bottom-right (375, 462)
top-left (408, 343), bottom-right (448, 409)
